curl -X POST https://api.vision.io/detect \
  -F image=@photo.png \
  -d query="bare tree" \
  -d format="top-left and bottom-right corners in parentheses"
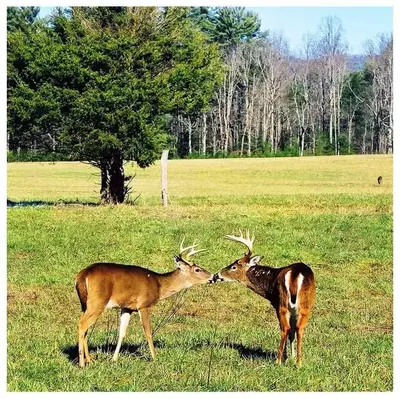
top-left (168, 16), bottom-right (392, 159)
top-left (316, 16), bottom-right (348, 154)
top-left (216, 50), bottom-right (240, 154)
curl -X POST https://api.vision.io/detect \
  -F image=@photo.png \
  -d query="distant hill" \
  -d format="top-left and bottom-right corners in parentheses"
top-left (288, 54), bottom-right (366, 71)
top-left (346, 54), bottom-right (366, 71)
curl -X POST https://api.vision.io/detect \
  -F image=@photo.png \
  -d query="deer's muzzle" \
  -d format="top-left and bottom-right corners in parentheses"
top-left (210, 273), bottom-right (224, 283)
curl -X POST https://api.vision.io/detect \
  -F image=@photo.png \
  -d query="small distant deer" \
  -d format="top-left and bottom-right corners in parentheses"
top-left (377, 176), bottom-right (383, 185)
top-left (75, 240), bottom-right (212, 367)
top-left (214, 231), bottom-right (315, 367)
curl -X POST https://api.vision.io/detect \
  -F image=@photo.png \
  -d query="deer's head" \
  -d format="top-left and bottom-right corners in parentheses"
top-left (214, 230), bottom-right (263, 283)
top-left (173, 239), bottom-right (214, 285)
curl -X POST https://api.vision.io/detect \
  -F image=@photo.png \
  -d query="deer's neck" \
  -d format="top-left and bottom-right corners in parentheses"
top-left (156, 269), bottom-right (191, 300)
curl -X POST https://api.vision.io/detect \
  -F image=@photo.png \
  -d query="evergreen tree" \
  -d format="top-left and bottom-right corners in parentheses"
top-left (189, 7), bottom-right (263, 47)
top-left (7, 6), bottom-right (40, 32)
top-left (7, 6), bottom-right (223, 203)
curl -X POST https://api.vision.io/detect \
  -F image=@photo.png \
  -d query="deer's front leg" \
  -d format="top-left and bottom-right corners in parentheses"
top-left (138, 307), bottom-right (156, 359)
top-left (113, 308), bottom-right (132, 362)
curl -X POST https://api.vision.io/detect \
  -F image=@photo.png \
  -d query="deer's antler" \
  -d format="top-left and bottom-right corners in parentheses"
top-left (225, 230), bottom-right (255, 256)
top-left (179, 238), bottom-right (207, 263)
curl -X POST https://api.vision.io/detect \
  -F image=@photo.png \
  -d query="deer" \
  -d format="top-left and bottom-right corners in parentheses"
top-left (75, 240), bottom-right (213, 367)
top-left (213, 231), bottom-right (316, 367)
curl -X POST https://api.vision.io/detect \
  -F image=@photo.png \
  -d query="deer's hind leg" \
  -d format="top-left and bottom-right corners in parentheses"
top-left (276, 307), bottom-right (291, 365)
top-left (295, 310), bottom-right (311, 368)
top-left (78, 300), bottom-right (106, 367)
top-left (289, 315), bottom-right (297, 359)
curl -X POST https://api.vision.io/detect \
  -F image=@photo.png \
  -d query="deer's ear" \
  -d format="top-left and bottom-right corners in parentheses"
top-left (248, 255), bottom-right (263, 267)
top-left (174, 255), bottom-right (190, 270)
top-left (173, 255), bottom-right (182, 268)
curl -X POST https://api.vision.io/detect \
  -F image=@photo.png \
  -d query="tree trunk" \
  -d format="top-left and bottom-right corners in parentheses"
top-left (270, 107), bottom-right (274, 153)
top-left (202, 113), bottom-right (207, 155)
top-left (247, 75), bottom-right (257, 156)
top-left (100, 152), bottom-right (126, 204)
top-left (372, 122), bottom-right (377, 153)
top-left (348, 115), bottom-right (352, 155)
top-left (240, 131), bottom-right (245, 156)
top-left (276, 111), bottom-right (281, 153)
top-left (217, 89), bottom-right (225, 153)
top-left (362, 121), bottom-right (367, 154)
top-left (262, 86), bottom-right (267, 144)
top-left (329, 106), bottom-right (333, 145)
top-left (387, 127), bottom-right (393, 154)
top-left (299, 127), bottom-right (305, 156)
top-left (347, 109), bottom-right (356, 155)
top-left (312, 127), bottom-right (316, 155)
top-left (47, 133), bottom-right (56, 151)
top-left (211, 111), bottom-right (217, 156)
top-left (188, 116), bottom-right (192, 155)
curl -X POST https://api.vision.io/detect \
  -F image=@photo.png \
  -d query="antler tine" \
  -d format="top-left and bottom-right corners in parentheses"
top-left (246, 229), bottom-right (255, 246)
top-left (179, 238), bottom-right (197, 257)
top-left (186, 247), bottom-right (207, 258)
top-left (179, 239), bottom-right (207, 260)
top-left (225, 230), bottom-right (255, 255)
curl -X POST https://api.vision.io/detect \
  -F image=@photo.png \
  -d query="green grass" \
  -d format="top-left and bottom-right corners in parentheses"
top-left (7, 155), bottom-right (393, 391)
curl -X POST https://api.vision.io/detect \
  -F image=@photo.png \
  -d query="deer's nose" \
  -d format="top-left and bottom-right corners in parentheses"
top-left (210, 273), bottom-right (223, 283)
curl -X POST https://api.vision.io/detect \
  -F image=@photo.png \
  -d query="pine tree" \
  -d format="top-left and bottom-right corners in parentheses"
top-left (7, 6), bottom-right (224, 203)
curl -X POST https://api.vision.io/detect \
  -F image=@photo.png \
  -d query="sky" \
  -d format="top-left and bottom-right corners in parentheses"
top-left (36, 5), bottom-right (391, 55)
top-left (247, 6), bottom-right (393, 54)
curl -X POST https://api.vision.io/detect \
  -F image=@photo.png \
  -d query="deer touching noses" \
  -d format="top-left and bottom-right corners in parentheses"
top-left (210, 273), bottom-right (223, 283)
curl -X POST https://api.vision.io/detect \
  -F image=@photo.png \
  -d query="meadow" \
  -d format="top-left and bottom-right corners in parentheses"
top-left (7, 155), bottom-right (393, 391)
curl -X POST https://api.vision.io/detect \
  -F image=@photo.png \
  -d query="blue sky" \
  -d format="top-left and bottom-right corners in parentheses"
top-left (247, 7), bottom-right (393, 54)
top-left (39, 6), bottom-right (393, 55)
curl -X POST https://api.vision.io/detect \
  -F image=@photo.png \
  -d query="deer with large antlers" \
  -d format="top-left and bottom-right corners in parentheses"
top-left (75, 240), bottom-right (212, 367)
top-left (214, 231), bottom-right (315, 367)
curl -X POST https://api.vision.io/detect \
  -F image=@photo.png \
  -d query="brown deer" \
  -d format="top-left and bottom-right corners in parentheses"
top-left (75, 240), bottom-right (213, 367)
top-left (214, 231), bottom-right (315, 367)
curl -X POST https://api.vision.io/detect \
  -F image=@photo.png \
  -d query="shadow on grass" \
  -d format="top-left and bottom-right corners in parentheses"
top-left (7, 199), bottom-right (99, 208)
top-left (184, 339), bottom-right (277, 362)
top-left (63, 339), bottom-right (276, 365)
top-left (222, 342), bottom-right (277, 361)
top-left (63, 340), bottom-right (165, 365)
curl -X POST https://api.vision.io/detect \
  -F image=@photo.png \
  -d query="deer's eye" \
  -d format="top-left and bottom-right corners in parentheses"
top-left (231, 265), bottom-right (237, 271)
top-left (194, 268), bottom-right (201, 273)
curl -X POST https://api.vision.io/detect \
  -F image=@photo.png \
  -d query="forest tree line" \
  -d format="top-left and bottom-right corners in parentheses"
top-left (176, 10), bottom-right (393, 157)
top-left (8, 6), bottom-right (393, 161)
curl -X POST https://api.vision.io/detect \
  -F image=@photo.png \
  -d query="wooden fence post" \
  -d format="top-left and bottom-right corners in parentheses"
top-left (161, 150), bottom-right (169, 207)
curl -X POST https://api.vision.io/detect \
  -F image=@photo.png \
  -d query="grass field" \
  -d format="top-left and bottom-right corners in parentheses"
top-left (7, 155), bottom-right (393, 391)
